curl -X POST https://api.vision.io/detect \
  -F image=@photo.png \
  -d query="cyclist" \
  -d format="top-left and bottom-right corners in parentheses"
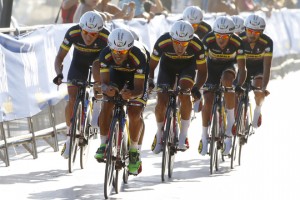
top-left (182, 6), bottom-right (212, 40)
top-left (149, 20), bottom-right (207, 153)
top-left (198, 16), bottom-right (246, 156)
top-left (93, 28), bottom-right (149, 175)
top-left (240, 14), bottom-right (272, 128)
top-left (53, 11), bottom-right (110, 159)
top-left (231, 15), bottom-right (245, 36)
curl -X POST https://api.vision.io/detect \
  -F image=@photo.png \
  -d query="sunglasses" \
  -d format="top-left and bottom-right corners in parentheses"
top-left (172, 39), bottom-right (189, 47)
top-left (192, 23), bottom-right (200, 29)
top-left (82, 29), bottom-right (98, 37)
top-left (215, 33), bottom-right (231, 40)
top-left (246, 28), bottom-right (261, 36)
top-left (111, 49), bottom-right (129, 55)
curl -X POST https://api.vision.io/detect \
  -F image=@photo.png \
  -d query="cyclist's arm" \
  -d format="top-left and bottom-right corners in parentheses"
top-left (262, 56), bottom-right (272, 91)
top-left (149, 58), bottom-right (159, 79)
top-left (54, 47), bottom-right (68, 75)
top-left (236, 58), bottom-right (246, 86)
top-left (92, 59), bottom-right (101, 83)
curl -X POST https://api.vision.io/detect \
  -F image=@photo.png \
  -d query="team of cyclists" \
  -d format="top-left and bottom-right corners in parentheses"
top-left (53, 6), bottom-right (273, 175)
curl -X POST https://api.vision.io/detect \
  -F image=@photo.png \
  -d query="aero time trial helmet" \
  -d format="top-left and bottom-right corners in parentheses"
top-left (79, 11), bottom-right (104, 33)
top-left (244, 14), bottom-right (266, 31)
top-left (108, 28), bottom-right (134, 51)
top-left (213, 16), bottom-right (235, 34)
top-left (170, 20), bottom-right (194, 42)
top-left (183, 6), bottom-right (203, 24)
top-left (231, 15), bottom-right (245, 33)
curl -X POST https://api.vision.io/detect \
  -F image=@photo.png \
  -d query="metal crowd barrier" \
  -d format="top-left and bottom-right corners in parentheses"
top-left (0, 100), bottom-right (67, 167)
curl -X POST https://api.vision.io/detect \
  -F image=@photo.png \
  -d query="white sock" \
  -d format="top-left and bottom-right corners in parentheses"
top-left (179, 119), bottom-right (190, 144)
top-left (253, 105), bottom-right (262, 127)
top-left (100, 135), bottom-right (107, 145)
top-left (202, 126), bottom-right (208, 140)
top-left (130, 142), bottom-right (138, 150)
top-left (226, 109), bottom-right (235, 137)
top-left (138, 144), bottom-right (142, 151)
top-left (156, 122), bottom-right (164, 140)
top-left (66, 136), bottom-right (70, 143)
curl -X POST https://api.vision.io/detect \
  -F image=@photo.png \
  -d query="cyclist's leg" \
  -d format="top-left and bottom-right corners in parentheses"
top-left (152, 62), bottom-right (173, 154)
top-left (178, 75), bottom-right (194, 150)
top-left (252, 74), bottom-right (264, 128)
top-left (221, 67), bottom-right (236, 155)
top-left (199, 64), bottom-right (221, 156)
top-left (127, 105), bottom-right (144, 174)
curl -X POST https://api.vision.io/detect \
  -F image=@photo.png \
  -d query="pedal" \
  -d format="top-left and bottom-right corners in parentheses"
top-left (78, 137), bottom-right (88, 147)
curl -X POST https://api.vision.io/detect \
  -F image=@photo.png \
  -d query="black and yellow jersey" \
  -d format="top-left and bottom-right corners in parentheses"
top-left (150, 32), bottom-right (206, 65)
top-left (61, 24), bottom-right (110, 71)
top-left (202, 31), bottom-right (245, 66)
top-left (239, 32), bottom-right (273, 69)
top-left (99, 41), bottom-right (148, 80)
top-left (195, 21), bottom-right (212, 40)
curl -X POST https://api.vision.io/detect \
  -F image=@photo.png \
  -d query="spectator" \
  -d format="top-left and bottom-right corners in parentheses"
top-left (61, 0), bottom-right (79, 23)
top-left (143, 0), bottom-right (167, 20)
top-left (73, 0), bottom-right (135, 22)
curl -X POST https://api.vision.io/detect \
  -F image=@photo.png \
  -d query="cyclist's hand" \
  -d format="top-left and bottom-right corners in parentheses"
top-left (93, 82), bottom-right (102, 95)
top-left (148, 78), bottom-right (155, 92)
top-left (102, 85), bottom-right (116, 97)
top-left (120, 88), bottom-right (131, 100)
top-left (53, 74), bottom-right (63, 85)
top-left (235, 85), bottom-right (245, 95)
top-left (191, 86), bottom-right (201, 100)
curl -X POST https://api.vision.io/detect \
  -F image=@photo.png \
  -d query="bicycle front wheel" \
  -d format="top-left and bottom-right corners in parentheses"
top-left (68, 100), bottom-right (82, 173)
top-left (168, 114), bottom-right (177, 178)
top-left (162, 108), bottom-right (172, 182)
top-left (231, 101), bottom-right (246, 169)
top-left (104, 118), bottom-right (118, 199)
top-left (80, 108), bottom-right (91, 169)
top-left (209, 110), bottom-right (218, 175)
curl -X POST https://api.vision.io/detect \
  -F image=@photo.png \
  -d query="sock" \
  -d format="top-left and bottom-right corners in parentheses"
top-left (226, 109), bottom-right (235, 137)
top-left (66, 126), bottom-right (70, 136)
top-left (138, 144), bottom-right (142, 151)
top-left (100, 135), bottom-right (107, 145)
top-left (253, 105), bottom-right (262, 128)
top-left (156, 122), bottom-right (164, 140)
top-left (179, 119), bottom-right (190, 145)
top-left (202, 126), bottom-right (208, 140)
top-left (130, 142), bottom-right (138, 150)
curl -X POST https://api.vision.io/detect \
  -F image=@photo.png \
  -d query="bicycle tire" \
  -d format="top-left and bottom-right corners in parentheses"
top-left (104, 118), bottom-right (118, 199)
top-left (168, 114), bottom-right (177, 178)
top-left (231, 101), bottom-right (246, 169)
top-left (68, 100), bottom-right (82, 173)
top-left (162, 107), bottom-right (172, 182)
top-left (122, 129), bottom-right (129, 184)
top-left (209, 108), bottom-right (218, 175)
top-left (80, 109), bottom-right (91, 169)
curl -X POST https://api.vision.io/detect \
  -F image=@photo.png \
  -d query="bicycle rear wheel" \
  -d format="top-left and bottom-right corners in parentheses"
top-left (162, 108), bottom-right (172, 182)
top-left (80, 109), bottom-right (91, 169)
top-left (209, 110), bottom-right (218, 175)
top-left (231, 102), bottom-right (246, 169)
top-left (104, 118), bottom-right (118, 199)
top-left (68, 100), bottom-right (82, 173)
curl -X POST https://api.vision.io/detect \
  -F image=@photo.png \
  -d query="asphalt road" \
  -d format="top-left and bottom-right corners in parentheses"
top-left (1, 70), bottom-right (300, 200)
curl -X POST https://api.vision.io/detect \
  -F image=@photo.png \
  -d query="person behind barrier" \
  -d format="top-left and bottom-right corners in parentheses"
top-left (52, 11), bottom-right (110, 159)
top-left (198, 16), bottom-right (246, 156)
top-left (182, 6), bottom-right (212, 40)
top-left (61, 0), bottom-right (79, 23)
top-left (148, 20), bottom-right (207, 153)
top-left (240, 14), bottom-right (272, 128)
top-left (93, 28), bottom-right (149, 175)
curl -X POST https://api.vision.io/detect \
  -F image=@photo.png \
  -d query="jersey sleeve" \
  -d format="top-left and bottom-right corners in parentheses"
top-left (60, 28), bottom-right (74, 52)
top-left (150, 37), bottom-right (164, 62)
top-left (264, 37), bottom-right (273, 57)
top-left (99, 47), bottom-right (111, 73)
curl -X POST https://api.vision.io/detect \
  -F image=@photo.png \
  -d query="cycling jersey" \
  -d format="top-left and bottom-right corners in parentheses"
top-left (202, 31), bottom-right (245, 85)
top-left (99, 41), bottom-right (149, 104)
top-left (60, 24), bottom-right (110, 81)
top-left (151, 32), bottom-right (206, 87)
top-left (240, 32), bottom-right (273, 79)
top-left (195, 21), bottom-right (212, 40)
